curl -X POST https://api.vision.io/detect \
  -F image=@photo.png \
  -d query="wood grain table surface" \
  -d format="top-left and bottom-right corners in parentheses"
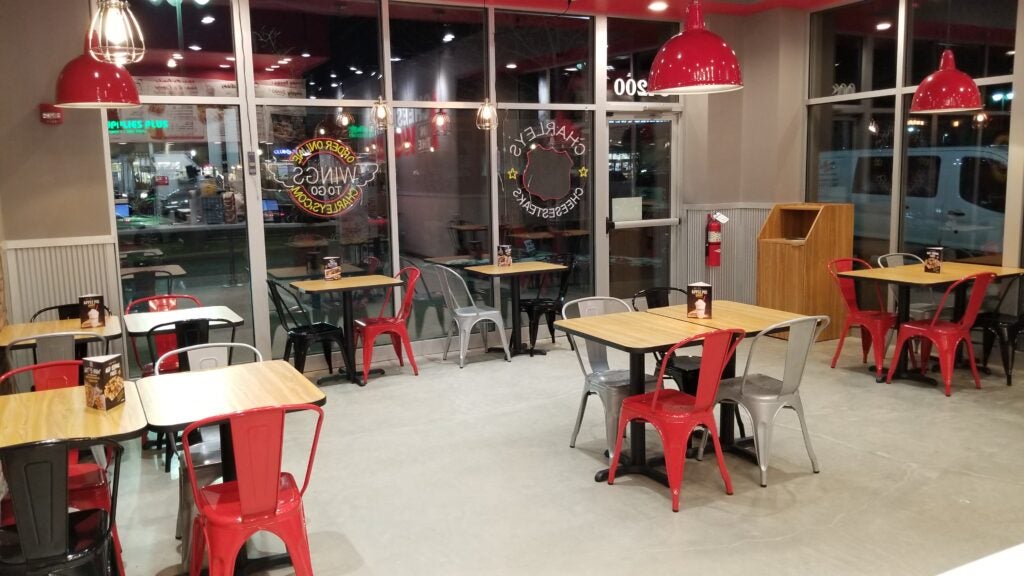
top-left (466, 261), bottom-right (567, 277)
top-left (646, 300), bottom-right (807, 334)
top-left (838, 261), bottom-right (1024, 286)
top-left (555, 310), bottom-right (711, 354)
top-left (291, 275), bottom-right (402, 294)
top-left (0, 318), bottom-right (123, 347)
top-left (123, 306), bottom-right (244, 336)
top-left (0, 382), bottom-right (147, 448)
top-left (135, 360), bottom-right (327, 432)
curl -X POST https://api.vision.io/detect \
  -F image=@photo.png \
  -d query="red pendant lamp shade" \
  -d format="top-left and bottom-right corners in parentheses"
top-left (910, 49), bottom-right (982, 114)
top-left (56, 40), bottom-right (140, 108)
top-left (648, 0), bottom-right (742, 95)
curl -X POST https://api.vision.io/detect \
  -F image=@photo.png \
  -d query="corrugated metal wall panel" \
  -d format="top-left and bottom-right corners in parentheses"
top-left (4, 242), bottom-right (122, 323)
top-left (685, 208), bottom-right (771, 303)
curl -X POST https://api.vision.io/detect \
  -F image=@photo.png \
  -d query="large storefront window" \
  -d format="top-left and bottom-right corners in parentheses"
top-left (907, 0), bottom-right (1016, 86)
top-left (395, 108), bottom-right (490, 341)
top-left (257, 106), bottom-right (392, 357)
top-left (249, 0), bottom-right (382, 100)
top-left (389, 3), bottom-right (487, 102)
top-left (495, 12), bottom-right (593, 104)
top-left (806, 97), bottom-right (896, 263)
top-left (809, 0), bottom-right (898, 99)
top-left (108, 104), bottom-right (253, 372)
top-left (124, 0), bottom-right (238, 97)
top-left (606, 18), bottom-right (679, 103)
top-left (900, 84), bottom-right (1012, 260)
top-left (497, 109), bottom-right (595, 311)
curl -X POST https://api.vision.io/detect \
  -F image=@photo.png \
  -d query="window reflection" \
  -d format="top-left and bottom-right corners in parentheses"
top-left (809, 0), bottom-right (898, 98)
top-left (907, 0), bottom-right (1016, 85)
top-left (607, 18), bottom-right (679, 103)
top-left (495, 12), bottom-right (593, 104)
top-left (389, 3), bottom-right (486, 102)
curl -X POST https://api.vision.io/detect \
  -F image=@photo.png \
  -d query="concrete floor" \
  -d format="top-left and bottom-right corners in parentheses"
top-left (116, 335), bottom-right (1024, 575)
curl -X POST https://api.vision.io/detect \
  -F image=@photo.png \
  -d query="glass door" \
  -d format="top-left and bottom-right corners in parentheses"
top-left (606, 114), bottom-right (679, 299)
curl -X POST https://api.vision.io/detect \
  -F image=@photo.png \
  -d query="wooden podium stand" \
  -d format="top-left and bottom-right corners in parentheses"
top-left (756, 203), bottom-right (852, 341)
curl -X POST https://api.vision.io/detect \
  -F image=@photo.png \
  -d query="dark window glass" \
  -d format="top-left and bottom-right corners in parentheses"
top-left (607, 18), bottom-right (679, 103)
top-left (249, 0), bottom-right (381, 100)
top-left (389, 3), bottom-right (486, 102)
top-left (495, 12), bottom-right (593, 104)
top-left (809, 0), bottom-right (899, 98)
top-left (907, 0), bottom-right (1016, 85)
top-left (123, 0), bottom-right (237, 96)
top-left (807, 97), bottom-right (895, 262)
top-left (959, 156), bottom-right (1007, 213)
top-left (905, 157), bottom-right (940, 198)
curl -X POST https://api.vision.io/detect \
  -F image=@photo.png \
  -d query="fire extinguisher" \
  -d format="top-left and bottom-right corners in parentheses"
top-left (706, 214), bottom-right (722, 267)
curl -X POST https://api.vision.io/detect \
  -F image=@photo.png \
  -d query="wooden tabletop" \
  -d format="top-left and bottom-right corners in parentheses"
top-left (268, 264), bottom-right (363, 280)
top-left (555, 311), bottom-right (711, 354)
top-left (0, 318), bottom-right (123, 347)
top-left (0, 382), bottom-right (147, 448)
top-left (136, 360), bottom-right (327, 432)
top-left (466, 261), bottom-right (567, 277)
top-left (121, 264), bottom-right (187, 278)
top-left (291, 275), bottom-right (402, 294)
top-left (647, 300), bottom-right (807, 334)
top-left (838, 261), bottom-right (1024, 286)
top-left (123, 306), bottom-right (244, 336)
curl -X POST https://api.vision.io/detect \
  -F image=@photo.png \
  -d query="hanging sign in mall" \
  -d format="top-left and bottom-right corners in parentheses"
top-left (287, 137), bottom-right (378, 218)
top-left (506, 121), bottom-right (588, 220)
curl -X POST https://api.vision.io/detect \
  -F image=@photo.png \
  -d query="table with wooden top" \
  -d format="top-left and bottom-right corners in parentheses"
top-left (123, 305), bottom-right (244, 337)
top-left (136, 360), bottom-right (325, 574)
top-left (0, 381), bottom-right (147, 448)
top-left (838, 262), bottom-right (1024, 381)
top-left (291, 275), bottom-right (403, 384)
top-left (0, 317), bottom-right (123, 351)
top-left (466, 261), bottom-right (568, 357)
top-left (267, 264), bottom-right (363, 281)
top-left (555, 311), bottom-right (711, 483)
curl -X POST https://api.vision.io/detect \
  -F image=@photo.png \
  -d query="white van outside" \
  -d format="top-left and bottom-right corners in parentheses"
top-left (816, 146), bottom-right (1008, 257)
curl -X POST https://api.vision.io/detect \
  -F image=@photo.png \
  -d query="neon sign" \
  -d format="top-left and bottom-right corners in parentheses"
top-left (286, 137), bottom-right (379, 218)
top-left (107, 119), bottom-right (169, 135)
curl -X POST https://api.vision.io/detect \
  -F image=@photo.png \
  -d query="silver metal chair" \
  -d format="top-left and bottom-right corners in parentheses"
top-left (155, 342), bottom-right (262, 570)
top-left (431, 265), bottom-right (511, 368)
top-left (878, 253), bottom-right (943, 320)
top-left (701, 315), bottom-right (829, 487)
top-left (563, 297), bottom-right (657, 457)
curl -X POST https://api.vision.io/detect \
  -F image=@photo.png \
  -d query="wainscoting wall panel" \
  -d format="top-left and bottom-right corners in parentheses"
top-left (684, 207), bottom-right (772, 304)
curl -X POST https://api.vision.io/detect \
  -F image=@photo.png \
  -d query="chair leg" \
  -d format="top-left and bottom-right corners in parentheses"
top-left (885, 330), bottom-right (910, 384)
top-left (790, 397), bottom-right (820, 474)
top-left (753, 413), bottom-right (776, 488)
top-left (362, 331), bottom-right (375, 385)
top-left (188, 519), bottom-right (205, 576)
top-left (995, 326), bottom-right (1013, 386)
top-left (870, 325), bottom-right (889, 379)
top-left (982, 328), bottom-right (996, 368)
top-left (401, 330), bottom-right (419, 376)
top-left (705, 419), bottom-right (734, 496)
top-left (321, 339), bottom-right (334, 374)
top-left (442, 321), bottom-right (455, 361)
top-left (273, 511), bottom-right (315, 576)
top-left (494, 321), bottom-right (512, 362)
top-left (390, 333), bottom-right (404, 367)
top-left (933, 339), bottom-right (955, 397)
top-left (830, 320), bottom-right (852, 368)
top-left (596, 387), bottom-right (625, 460)
top-left (546, 311), bottom-right (557, 344)
top-left (458, 324), bottom-right (472, 368)
top-left (293, 339), bottom-right (309, 373)
top-left (527, 309), bottom-right (541, 351)
top-left (963, 337), bottom-right (983, 390)
top-left (606, 411), bottom-right (631, 485)
top-left (283, 337), bottom-right (293, 363)
top-left (165, 433), bottom-right (176, 473)
top-left (661, 431), bottom-right (688, 513)
top-left (569, 386), bottom-right (591, 448)
top-left (860, 326), bottom-right (873, 364)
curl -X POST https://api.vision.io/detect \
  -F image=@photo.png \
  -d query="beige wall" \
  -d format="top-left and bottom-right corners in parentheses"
top-left (683, 9), bottom-right (808, 205)
top-left (0, 0), bottom-right (112, 242)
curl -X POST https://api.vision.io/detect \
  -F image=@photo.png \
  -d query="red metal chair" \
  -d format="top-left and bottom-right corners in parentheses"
top-left (0, 361), bottom-right (125, 575)
top-left (125, 294), bottom-right (202, 374)
top-left (608, 328), bottom-right (745, 512)
top-left (184, 404), bottom-right (324, 576)
top-left (355, 267), bottom-right (420, 384)
top-left (887, 272), bottom-right (996, 396)
top-left (827, 258), bottom-right (898, 378)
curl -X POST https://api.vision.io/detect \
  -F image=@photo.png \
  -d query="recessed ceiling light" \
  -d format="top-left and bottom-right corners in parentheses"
top-left (282, 58), bottom-right (291, 63)
top-left (219, 64), bottom-right (230, 69)
top-left (564, 67), bottom-right (578, 72)
top-left (309, 95), bottom-right (317, 100)
top-left (391, 56), bottom-right (402, 62)
top-left (875, 21), bottom-right (892, 31)
top-left (167, 58), bottom-right (177, 68)
top-left (265, 67), bottom-right (274, 71)
top-left (442, 32), bottom-right (455, 43)
top-left (331, 72), bottom-right (338, 78)
top-left (195, 0), bottom-right (210, 5)
top-left (1007, 50), bottom-right (1016, 56)
top-left (648, 1), bottom-right (669, 11)
top-left (269, 65), bottom-right (279, 69)
top-left (225, 56), bottom-right (235, 61)
top-left (506, 62), bottom-right (517, 69)
top-left (188, 44), bottom-right (202, 51)
top-left (278, 60), bottom-right (288, 65)
top-left (348, 67), bottom-right (357, 72)
top-left (355, 70), bottom-right (363, 75)
top-left (331, 83), bottom-right (338, 88)
top-left (309, 81), bottom-right (315, 85)
top-left (172, 53), bottom-right (184, 60)
top-left (200, 15), bottom-right (215, 24)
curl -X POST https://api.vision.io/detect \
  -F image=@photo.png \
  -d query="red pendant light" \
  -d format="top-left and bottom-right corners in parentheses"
top-left (910, 49), bottom-right (982, 114)
top-left (648, 0), bottom-right (742, 95)
top-left (55, 48), bottom-right (141, 108)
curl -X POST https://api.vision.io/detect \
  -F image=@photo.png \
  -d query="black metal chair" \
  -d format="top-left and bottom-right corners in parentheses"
top-left (29, 304), bottom-right (114, 323)
top-left (0, 438), bottom-right (123, 575)
top-left (267, 280), bottom-right (350, 376)
top-left (974, 275), bottom-right (1023, 386)
top-left (630, 286), bottom-right (703, 391)
top-left (122, 269), bottom-right (173, 299)
top-left (519, 254), bottom-right (577, 355)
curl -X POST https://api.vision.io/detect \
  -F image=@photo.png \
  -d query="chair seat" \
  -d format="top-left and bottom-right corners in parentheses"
top-left (718, 374), bottom-right (786, 402)
top-left (0, 509), bottom-right (109, 564)
top-left (354, 317), bottom-right (403, 329)
top-left (851, 310), bottom-right (897, 322)
top-left (975, 312), bottom-right (1023, 328)
top-left (901, 319), bottom-right (965, 335)
top-left (586, 370), bottom-right (658, 388)
top-left (290, 322), bottom-right (343, 336)
top-left (452, 305), bottom-right (499, 317)
top-left (520, 298), bottom-right (558, 310)
top-left (621, 389), bottom-right (697, 416)
top-left (198, 473), bottom-right (302, 525)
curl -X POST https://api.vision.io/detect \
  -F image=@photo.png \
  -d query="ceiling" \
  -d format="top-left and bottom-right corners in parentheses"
top-left (430, 0), bottom-right (847, 19)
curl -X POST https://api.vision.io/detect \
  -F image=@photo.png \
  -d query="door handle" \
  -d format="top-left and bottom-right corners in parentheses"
top-left (947, 209), bottom-right (966, 217)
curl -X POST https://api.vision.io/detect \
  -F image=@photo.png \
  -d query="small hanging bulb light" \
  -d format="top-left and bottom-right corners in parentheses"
top-left (89, 0), bottom-right (146, 65)
top-left (432, 108), bottom-right (450, 135)
top-left (335, 108), bottom-right (352, 128)
top-left (371, 96), bottom-right (392, 131)
top-left (475, 98), bottom-right (496, 130)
